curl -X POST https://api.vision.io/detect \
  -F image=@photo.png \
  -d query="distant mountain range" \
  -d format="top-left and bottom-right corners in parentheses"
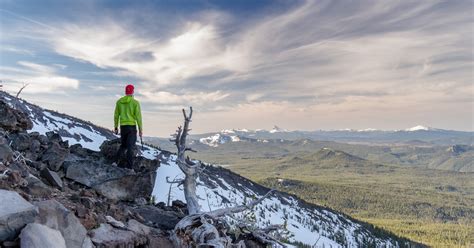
top-left (187, 126), bottom-right (473, 147)
top-left (144, 126), bottom-right (473, 172)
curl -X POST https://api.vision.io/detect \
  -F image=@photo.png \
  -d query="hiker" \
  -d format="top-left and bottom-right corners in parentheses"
top-left (114, 84), bottom-right (143, 168)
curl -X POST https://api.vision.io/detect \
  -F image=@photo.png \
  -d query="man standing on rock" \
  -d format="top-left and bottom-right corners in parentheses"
top-left (114, 84), bottom-right (143, 168)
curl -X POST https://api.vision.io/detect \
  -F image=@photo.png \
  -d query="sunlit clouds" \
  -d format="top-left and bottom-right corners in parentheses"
top-left (0, 0), bottom-right (472, 134)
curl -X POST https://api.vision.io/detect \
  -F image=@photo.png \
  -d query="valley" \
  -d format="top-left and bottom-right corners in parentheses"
top-left (146, 134), bottom-right (474, 247)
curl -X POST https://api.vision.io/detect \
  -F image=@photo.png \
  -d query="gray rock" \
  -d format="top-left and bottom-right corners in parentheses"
top-left (9, 132), bottom-right (31, 151)
top-left (126, 219), bottom-right (151, 236)
top-left (81, 237), bottom-right (94, 248)
top-left (20, 223), bottom-right (66, 248)
top-left (90, 223), bottom-right (146, 247)
top-left (105, 216), bottom-right (125, 229)
top-left (42, 142), bottom-right (69, 171)
top-left (45, 131), bottom-right (63, 143)
top-left (0, 190), bottom-right (38, 241)
top-left (24, 175), bottom-right (52, 197)
top-left (34, 200), bottom-right (89, 248)
top-left (0, 101), bottom-right (33, 132)
top-left (148, 235), bottom-right (174, 248)
top-left (100, 139), bottom-right (137, 161)
top-left (40, 168), bottom-right (63, 189)
top-left (0, 143), bottom-right (13, 164)
top-left (133, 206), bottom-right (184, 230)
top-left (65, 160), bottom-right (129, 187)
top-left (29, 139), bottom-right (41, 154)
top-left (93, 173), bottom-right (156, 201)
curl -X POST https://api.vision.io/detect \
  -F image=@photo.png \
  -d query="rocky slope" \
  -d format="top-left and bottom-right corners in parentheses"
top-left (0, 98), bottom-right (178, 247)
top-left (0, 92), bottom-right (422, 247)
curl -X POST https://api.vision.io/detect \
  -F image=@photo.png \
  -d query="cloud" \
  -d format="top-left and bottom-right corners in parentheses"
top-left (1, 0), bottom-right (472, 133)
top-left (1, 61), bottom-right (79, 93)
top-left (140, 90), bottom-right (229, 106)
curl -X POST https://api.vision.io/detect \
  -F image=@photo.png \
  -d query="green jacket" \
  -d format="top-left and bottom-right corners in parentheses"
top-left (114, 96), bottom-right (143, 131)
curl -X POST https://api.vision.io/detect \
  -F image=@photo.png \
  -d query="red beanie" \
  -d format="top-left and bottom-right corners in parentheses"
top-left (125, 84), bottom-right (134, 95)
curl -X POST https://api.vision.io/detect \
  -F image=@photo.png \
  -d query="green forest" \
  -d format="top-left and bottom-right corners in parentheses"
top-left (190, 146), bottom-right (474, 247)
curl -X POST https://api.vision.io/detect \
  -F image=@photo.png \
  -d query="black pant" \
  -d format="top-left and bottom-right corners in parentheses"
top-left (116, 125), bottom-right (137, 168)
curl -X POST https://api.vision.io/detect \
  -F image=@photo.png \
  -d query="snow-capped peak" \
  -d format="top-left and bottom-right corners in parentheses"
top-left (221, 129), bottom-right (235, 134)
top-left (270, 125), bottom-right (288, 133)
top-left (405, 125), bottom-right (431, 131)
top-left (357, 128), bottom-right (379, 132)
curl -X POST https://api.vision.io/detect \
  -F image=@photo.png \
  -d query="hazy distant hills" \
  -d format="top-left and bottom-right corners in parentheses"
top-left (144, 127), bottom-right (474, 172)
top-left (277, 148), bottom-right (378, 171)
top-left (189, 126), bottom-right (473, 146)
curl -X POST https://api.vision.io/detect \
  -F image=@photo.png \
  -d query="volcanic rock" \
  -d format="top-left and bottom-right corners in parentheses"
top-left (34, 200), bottom-right (90, 248)
top-left (19, 223), bottom-right (66, 248)
top-left (0, 190), bottom-right (38, 241)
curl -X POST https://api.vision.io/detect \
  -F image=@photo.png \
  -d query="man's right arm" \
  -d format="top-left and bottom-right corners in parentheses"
top-left (114, 102), bottom-right (119, 134)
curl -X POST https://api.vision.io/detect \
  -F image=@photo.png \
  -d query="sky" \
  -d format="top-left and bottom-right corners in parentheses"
top-left (0, 0), bottom-right (472, 136)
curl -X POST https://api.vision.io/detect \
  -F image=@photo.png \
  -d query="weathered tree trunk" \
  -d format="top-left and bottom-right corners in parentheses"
top-left (182, 168), bottom-right (200, 214)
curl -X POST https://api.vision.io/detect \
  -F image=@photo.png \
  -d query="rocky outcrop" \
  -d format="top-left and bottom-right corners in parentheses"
top-left (90, 223), bottom-right (147, 247)
top-left (19, 223), bottom-right (66, 248)
top-left (94, 173), bottom-right (156, 201)
top-left (34, 200), bottom-right (91, 248)
top-left (133, 205), bottom-right (185, 230)
top-left (0, 101), bottom-right (32, 132)
top-left (40, 168), bottom-right (63, 189)
top-left (0, 95), bottom-right (181, 247)
top-left (0, 143), bottom-right (13, 164)
top-left (0, 190), bottom-right (38, 241)
top-left (65, 160), bottom-right (130, 188)
top-left (41, 141), bottom-right (69, 172)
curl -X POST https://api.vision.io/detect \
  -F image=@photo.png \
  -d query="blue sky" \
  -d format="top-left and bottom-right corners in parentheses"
top-left (0, 0), bottom-right (472, 136)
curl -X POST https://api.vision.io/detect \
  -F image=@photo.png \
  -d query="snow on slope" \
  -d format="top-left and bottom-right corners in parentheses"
top-left (1, 92), bottom-right (116, 151)
top-left (153, 155), bottom-right (404, 247)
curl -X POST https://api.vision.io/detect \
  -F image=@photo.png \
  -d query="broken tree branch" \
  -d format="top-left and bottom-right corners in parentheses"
top-left (15, 83), bottom-right (29, 98)
top-left (207, 189), bottom-right (275, 218)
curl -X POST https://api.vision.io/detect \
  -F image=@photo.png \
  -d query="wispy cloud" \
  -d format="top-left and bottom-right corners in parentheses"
top-left (1, 61), bottom-right (79, 93)
top-left (0, 0), bottom-right (472, 133)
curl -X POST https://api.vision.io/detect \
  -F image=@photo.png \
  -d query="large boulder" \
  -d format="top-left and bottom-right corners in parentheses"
top-left (40, 168), bottom-right (63, 190)
top-left (0, 143), bottom-right (13, 164)
top-left (0, 190), bottom-right (38, 241)
top-left (100, 139), bottom-right (137, 161)
top-left (65, 160), bottom-right (130, 187)
top-left (19, 223), bottom-right (66, 248)
top-left (93, 173), bottom-right (157, 201)
top-left (34, 200), bottom-right (91, 248)
top-left (24, 175), bottom-right (53, 198)
top-left (9, 132), bottom-right (31, 152)
top-left (41, 142), bottom-right (69, 171)
top-left (133, 206), bottom-right (184, 230)
top-left (99, 139), bottom-right (159, 171)
top-left (90, 223), bottom-right (147, 247)
top-left (0, 101), bottom-right (33, 132)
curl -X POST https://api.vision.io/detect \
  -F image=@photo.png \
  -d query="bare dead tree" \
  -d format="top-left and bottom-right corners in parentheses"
top-left (169, 107), bottom-right (202, 214)
top-left (169, 107), bottom-right (285, 248)
top-left (15, 83), bottom-right (29, 98)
